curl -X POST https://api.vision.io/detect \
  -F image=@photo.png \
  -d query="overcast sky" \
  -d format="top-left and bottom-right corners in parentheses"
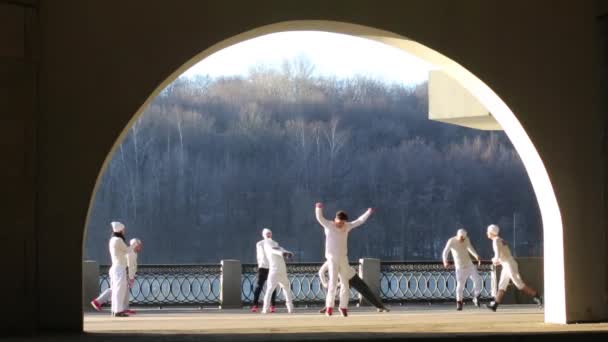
top-left (182, 31), bottom-right (431, 85)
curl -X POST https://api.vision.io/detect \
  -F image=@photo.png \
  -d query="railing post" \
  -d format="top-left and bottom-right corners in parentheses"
top-left (358, 258), bottom-right (381, 306)
top-left (82, 260), bottom-right (99, 312)
top-left (220, 259), bottom-right (242, 309)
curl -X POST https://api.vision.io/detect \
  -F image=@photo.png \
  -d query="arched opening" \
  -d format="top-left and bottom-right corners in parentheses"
top-left (84, 20), bottom-right (564, 324)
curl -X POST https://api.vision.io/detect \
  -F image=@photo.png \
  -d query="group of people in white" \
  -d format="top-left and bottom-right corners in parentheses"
top-left (91, 203), bottom-right (542, 317)
top-left (441, 225), bottom-right (542, 312)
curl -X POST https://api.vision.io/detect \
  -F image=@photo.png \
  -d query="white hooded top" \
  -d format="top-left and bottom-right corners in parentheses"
top-left (315, 207), bottom-right (372, 259)
top-left (492, 237), bottom-right (514, 264)
top-left (442, 236), bottom-right (480, 269)
top-left (256, 240), bottom-right (270, 269)
top-left (262, 238), bottom-right (291, 274)
top-left (109, 236), bottom-right (132, 267)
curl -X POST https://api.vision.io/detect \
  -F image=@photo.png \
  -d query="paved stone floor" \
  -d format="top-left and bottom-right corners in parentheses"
top-left (82, 304), bottom-right (608, 335)
top-left (6, 305), bottom-right (608, 341)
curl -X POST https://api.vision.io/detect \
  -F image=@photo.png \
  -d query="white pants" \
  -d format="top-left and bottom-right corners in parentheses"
top-left (96, 287), bottom-right (129, 309)
top-left (263, 271), bottom-right (294, 313)
top-left (109, 265), bottom-right (129, 314)
top-left (326, 256), bottom-right (351, 309)
top-left (499, 260), bottom-right (525, 291)
top-left (455, 264), bottom-right (482, 301)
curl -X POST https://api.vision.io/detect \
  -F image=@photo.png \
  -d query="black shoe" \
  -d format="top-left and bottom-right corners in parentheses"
top-left (377, 307), bottom-right (390, 313)
top-left (486, 302), bottom-right (498, 312)
top-left (533, 295), bottom-right (543, 308)
top-left (472, 296), bottom-right (480, 307)
top-left (456, 301), bottom-right (463, 311)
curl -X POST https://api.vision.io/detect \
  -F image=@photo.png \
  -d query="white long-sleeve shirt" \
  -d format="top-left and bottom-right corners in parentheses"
top-left (109, 236), bottom-right (132, 267)
top-left (127, 250), bottom-right (138, 280)
top-left (256, 240), bottom-right (270, 269)
top-left (262, 238), bottom-right (292, 274)
top-left (442, 237), bottom-right (480, 269)
top-left (492, 237), bottom-right (515, 264)
top-left (316, 207), bottom-right (372, 259)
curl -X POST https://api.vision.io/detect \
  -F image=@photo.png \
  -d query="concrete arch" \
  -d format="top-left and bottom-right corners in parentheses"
top-left (5, 1), bottom-right (604, 333)
top-left (93, 20), bottom-right (564, 322)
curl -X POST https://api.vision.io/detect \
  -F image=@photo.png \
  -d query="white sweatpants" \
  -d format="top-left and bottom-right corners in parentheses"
top-left (263, 272), bottom-right (294, 313)
top-left (498, 260), bottom-right (525, 291)
top-left (96, 288), bottom-right (112, 304)
top-left (326, 256), bottom-right (351, 309)
top-left (455, 264), bottom-right (482, 301)
top-left (96, 287), bottom-right (130, 309)
top-left (109, 265), bottom-right (129, 314)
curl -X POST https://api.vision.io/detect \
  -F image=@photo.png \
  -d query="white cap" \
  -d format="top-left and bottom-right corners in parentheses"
top-left (457, 229), bottom-right (467, 238)
top-left (262, 228), bottom-right (272, 238)
top-left (130, 238), bottom-right (142, 246)
top-left (487, 224), bottom-right (500, 236)
top-left (111, 221), bottom-right (125, 233)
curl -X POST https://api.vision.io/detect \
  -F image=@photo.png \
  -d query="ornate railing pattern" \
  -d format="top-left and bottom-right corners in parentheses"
top-left (241, 263), bottom-right (359, 305)
top-left (380, 261), bottom-right (495, 302)
top-left (99, 261), bottom-right (496, 306)
top-left (99, 264), bottom-right (221, 306)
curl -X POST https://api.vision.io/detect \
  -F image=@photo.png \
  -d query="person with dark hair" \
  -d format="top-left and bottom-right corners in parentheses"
top-left (315, 202), bottom-right (373, 317)
top-left (251, 228), bottom-right (277, 313)
top-left (107, 221), bottom-right (133, 317)
top-left (91, 238), bottom-right (142, 314)
top-left (318, 261), bottom-right (390, 313)
top-left (485, 224), bottom-right (542, 312)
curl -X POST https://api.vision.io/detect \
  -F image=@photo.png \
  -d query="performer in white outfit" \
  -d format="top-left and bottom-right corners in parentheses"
top-left (315, 202), bottom-right (373, 317)
top-left (107, 221), bottom-right (133, 317)
top-left (91, 238), bottom-right (143, 313)
top-left (251, 228), bottom-right (277, 313)
top-left (442, 229), bottom-right (482, 310)
top-left (318, 261), bottom-right (389, 312)
top-left (485, 224), bottom-right (542, 311)
top-left (261, 229), bottom-right (295, 314)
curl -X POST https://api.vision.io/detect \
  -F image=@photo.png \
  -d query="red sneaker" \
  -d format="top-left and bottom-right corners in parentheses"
top-left (326, 307), bottom-right (333, 316)
top-left (339, 308), bottom-right (348, 317)
top-left (90, 300), bottom-right (102, 312)
top-left (125, 309), bottom-right (136, 315)
top-left (269, 306), bottom-right (276, 313)
top-left (251, 305), bottom-right (258, 313)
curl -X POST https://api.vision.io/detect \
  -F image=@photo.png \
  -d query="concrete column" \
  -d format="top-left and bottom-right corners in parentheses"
top-left (220, 260), bottom-right (242, 309)
top-left (82, 260), bottom-right (99, 312)
top-left (358, 258), bottom-right (381, 306)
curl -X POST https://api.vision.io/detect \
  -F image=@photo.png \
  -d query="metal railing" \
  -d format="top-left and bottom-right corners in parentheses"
top-left (241, 263), bottom-right (359, 305)
top-left (99, 264), bottom-right (221, 306)
top-left (380, 261), bottom-right (496, 302)
top-left (98, 260), bottom-right (496, 307)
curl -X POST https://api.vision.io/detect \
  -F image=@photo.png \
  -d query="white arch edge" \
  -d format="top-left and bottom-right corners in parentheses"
top-left (85, 20), bottom-right (565, 323)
